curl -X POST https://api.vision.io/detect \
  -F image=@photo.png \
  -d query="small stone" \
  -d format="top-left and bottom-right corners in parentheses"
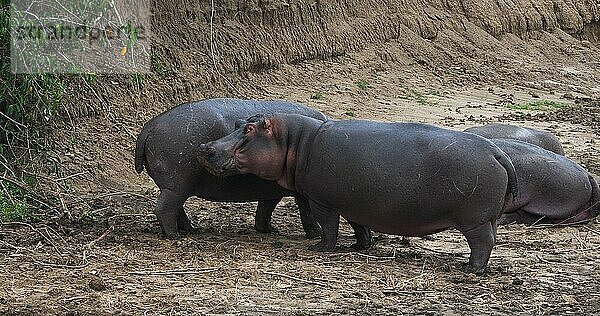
top-left (562, 92), bottom-right (575, 100)
top-left (88, 276), bottom-right (106, 291)
top-left (512, 278), bottom-right (524, 285)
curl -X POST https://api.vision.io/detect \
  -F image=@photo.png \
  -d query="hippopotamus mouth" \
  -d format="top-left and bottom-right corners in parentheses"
top-left (198, 155), bottom-right (237, 177)
top-left (197, 151), bottom-right (240, 177)
top-left (198, 138), bottom-right (243, 177)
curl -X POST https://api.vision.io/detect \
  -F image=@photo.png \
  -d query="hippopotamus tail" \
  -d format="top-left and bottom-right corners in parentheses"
top-left (134, 125), bottom-right (150, 174)
top-left (588, 175), bottom-right (600, 218)
top-left (493, 148), bottom-right (518, 198)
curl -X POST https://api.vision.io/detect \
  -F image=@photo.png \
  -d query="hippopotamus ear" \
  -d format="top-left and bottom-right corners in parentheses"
top-left (263, 118), bottom-right (273, 136)
top-left (234, 119), bottom-right (246, 129)
top-left (246, 114), bottom-right (265, 123)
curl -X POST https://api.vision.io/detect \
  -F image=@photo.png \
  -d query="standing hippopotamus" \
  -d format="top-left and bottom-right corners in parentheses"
top-left (135, 98), bottom-right (325, 238)
top-left (491, 139), bottom-right (599, 225)
top-left (464, 124), bottom-right (565, 155)
top-left (198, 114), bottom-right (518, 274)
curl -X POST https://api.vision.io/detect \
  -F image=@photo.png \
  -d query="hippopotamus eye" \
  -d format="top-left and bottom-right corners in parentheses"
top-left (243, 124), bottom-right (255, 135)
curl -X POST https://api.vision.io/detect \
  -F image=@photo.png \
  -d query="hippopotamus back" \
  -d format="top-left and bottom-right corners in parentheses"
top-left (464, 124), bottom-right (565, 155)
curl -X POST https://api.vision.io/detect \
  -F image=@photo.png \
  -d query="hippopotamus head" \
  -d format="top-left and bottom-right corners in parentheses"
top-left (198, 114), bottom-right (287, 180)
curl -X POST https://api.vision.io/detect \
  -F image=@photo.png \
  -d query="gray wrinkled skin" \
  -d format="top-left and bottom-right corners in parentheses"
top-left (135, 99), bottom-right (324, 238)
top-left (199, 114), bottom-right (519, 274)
top-left (464, 124), bottom-right (565, 155)
top-left (492, 139), bottom-right (600, 225)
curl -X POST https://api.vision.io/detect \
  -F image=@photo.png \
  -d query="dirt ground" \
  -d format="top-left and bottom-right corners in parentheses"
top-left (3, 18), bottom-right (600, 316)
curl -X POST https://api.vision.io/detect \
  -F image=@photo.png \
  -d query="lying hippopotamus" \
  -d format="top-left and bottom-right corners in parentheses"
top-left (464, 124), bottom-right (565, 155)
top-left (198, 114), bottom-right (518, 274)
top-left (491, 139), bottom-right (599, 225)
top-left (135, 98), bottom-right (325, 238)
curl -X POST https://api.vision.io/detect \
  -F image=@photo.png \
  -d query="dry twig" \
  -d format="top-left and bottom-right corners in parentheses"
top-left (411, 242), bottom-right (469, 256)
top-left (263, 271), bottom-right (329, 287)
top-left (3, 221), bottom-right (63, 256)
top-left (129, 267), bottom-right (220, 276)
top-left (85, 226), bottom-right (115, 249)
top-left (354, 251), bottom-right (396, 260)
top-left (0, 175), bottom-right (57, 211)
top-left (55, 172), bottom-right (87, 182)
top-left (31, 259), bottom-right (88, 270)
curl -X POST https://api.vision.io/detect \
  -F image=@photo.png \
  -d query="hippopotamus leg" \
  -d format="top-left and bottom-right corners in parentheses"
top-left (349, 221), bottom-right (373, 250)
top-left (254, 196), bottom-right (321, 238)
top-left (155, 189), bottom-right (188, 238)
top-left (294, 195), bottom-right (322, 239)
top-left (177, 207), bottom-right (197, 234)
top-left (499, 210), bottom-right (546, 225)
top-left (254, 198), bottom-right (281, 234)
top-left (305, 201), bottom-right (372, 251)
top-left (460, 220), bottom-right (497, 275)
top-left (307, 201), bottom-right (340, 252)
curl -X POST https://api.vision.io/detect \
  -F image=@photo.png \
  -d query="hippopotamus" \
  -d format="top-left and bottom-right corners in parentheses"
top-left (198, 114), bottom-right (518, 274)
top-left (464, 124), bottom-right (565, 155)
top-left (135, 98), bottom-right (325, 238)
top-left (490, 138), bottom-right (599, 225)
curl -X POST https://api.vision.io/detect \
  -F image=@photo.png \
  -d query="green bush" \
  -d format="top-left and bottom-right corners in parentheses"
top-left (355, 79), bottom-right (369, 90)
top-left (0, 2), bottom-right (65, 138)
top-left (0, 2), bottom-right (63, 221)
top-left (507, 100), bottom-right (572, 111)
top-left (0, 189), bottom-right (28, 222)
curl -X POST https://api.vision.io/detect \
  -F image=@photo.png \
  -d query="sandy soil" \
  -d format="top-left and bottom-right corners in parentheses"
top-left (2, 40), bottom-right (600, 315)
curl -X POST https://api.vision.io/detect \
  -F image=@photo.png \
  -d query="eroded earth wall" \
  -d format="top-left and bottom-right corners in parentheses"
top-left (65, 0), bottom-right (600, 117)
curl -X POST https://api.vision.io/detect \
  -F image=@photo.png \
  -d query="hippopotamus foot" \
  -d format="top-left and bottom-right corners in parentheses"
top-left (400, 236), bottom-right (412, 245)
top-left (307, 201), bottom-right (339, 252)
top-left (302, 223), bottom-right (322, 240)
top-left (295, 196), bottom-right (321, 239)
top-left (254, 223), bottom-right (280, 235)
top-left (461, 220), bottom-right (497, 275)
top-left (177, 207), bottom-right (198, 234)
top-left (177, 225), bottom-right (198, 236)
top-left (155, 189), bottom-right (188, 239)
top-left (349, 221), bottom-right (373, 251)
top-left (591, 206), bottom-right (600, 219)
top-left (254, 199), bottom-right (281, 234)
top-left (308, 239), bottom-right (337, 252)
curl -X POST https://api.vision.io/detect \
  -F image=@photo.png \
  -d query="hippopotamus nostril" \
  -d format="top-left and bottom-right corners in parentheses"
top-left (199, 144), bottom-right (216, 156)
